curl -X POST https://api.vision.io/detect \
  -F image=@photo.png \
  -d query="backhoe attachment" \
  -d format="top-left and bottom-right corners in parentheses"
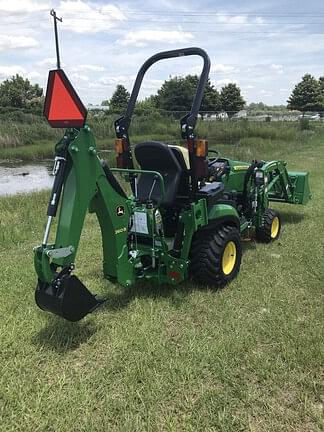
top-left (34, 128), bottom-right (106, 321)
top-left (35, 272), bottom-right (103, 322)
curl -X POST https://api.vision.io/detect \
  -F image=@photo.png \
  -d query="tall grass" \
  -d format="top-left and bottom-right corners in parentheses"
top-left (0, 111), bottom-right (319, 162)
top-left (0, 117), bottom-right (61, 148)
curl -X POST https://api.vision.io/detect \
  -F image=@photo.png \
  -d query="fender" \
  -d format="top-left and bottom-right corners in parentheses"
top-left (206, 203), bottom-right (240, 230)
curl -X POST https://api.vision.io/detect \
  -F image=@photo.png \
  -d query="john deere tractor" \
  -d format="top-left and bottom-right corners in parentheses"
top-left (34, 47), bottom-right (311, 322)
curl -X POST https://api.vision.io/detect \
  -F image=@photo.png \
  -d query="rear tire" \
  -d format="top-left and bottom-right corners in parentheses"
top-left (256, 208), bottom-right (281, 243)
top-left (190, 225), bottom-right (242, 287)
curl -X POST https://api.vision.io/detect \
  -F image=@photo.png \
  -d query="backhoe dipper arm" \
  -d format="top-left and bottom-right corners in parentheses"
top-left (34, 127), bottom-right (134, 321)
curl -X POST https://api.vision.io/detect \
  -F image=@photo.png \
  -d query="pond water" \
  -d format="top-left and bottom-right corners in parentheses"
top-left (0, 162), bottom-right (53, 196)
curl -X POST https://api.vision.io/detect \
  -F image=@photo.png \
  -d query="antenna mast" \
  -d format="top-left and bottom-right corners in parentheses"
top-left (50, 9), bottom-right (63, 69)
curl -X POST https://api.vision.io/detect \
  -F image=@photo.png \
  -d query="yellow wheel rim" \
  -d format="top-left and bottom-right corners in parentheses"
top-left (271, 216), bottom-right (280, 239)
top-left (222, 241), bottom-right (237, 275)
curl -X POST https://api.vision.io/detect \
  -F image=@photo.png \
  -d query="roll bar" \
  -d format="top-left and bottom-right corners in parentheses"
top-left (115, 47), bottom-right (211, 140)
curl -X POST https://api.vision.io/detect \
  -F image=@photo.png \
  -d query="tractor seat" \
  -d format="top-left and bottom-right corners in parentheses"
top-left (168, 145), bottom-right (190, 196)
top-left (168, 145), bottom-right (190, 170)
top-left (134, 141), bottom-right (183, 207)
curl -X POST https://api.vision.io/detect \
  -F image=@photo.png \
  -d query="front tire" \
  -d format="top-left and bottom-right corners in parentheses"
top-left (190, 225), bottom-right (242, 287)
top-left (256, 208), bottom-right (281, 243)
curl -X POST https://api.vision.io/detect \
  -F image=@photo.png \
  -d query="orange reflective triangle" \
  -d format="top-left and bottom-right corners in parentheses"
top-left (44, 69), bottom-right (87, 128)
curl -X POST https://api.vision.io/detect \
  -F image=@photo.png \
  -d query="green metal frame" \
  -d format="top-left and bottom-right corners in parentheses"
top-left (217, 157), bottom-right (311, 231)
top-left (34, 127), bottom-right (242, 289)
top-left (35, 127), bottom-right (133, 286)
top-left (34, 127), bottom-right (311, 295)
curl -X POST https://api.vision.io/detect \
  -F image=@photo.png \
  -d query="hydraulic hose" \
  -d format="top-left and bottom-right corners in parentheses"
top-left (242, 160), bottom-right (264, 211)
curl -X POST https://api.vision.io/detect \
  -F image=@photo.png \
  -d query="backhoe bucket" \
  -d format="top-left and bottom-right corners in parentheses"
top-left (35, 275), bottom-right (104, 322)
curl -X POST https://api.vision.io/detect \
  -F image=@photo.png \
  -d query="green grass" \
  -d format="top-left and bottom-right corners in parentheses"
top-left (0, 127), bottom-right (323, 431)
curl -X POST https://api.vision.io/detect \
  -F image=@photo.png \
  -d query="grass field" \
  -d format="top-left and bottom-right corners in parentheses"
top-left (0, 123), bottom-right (323, 431)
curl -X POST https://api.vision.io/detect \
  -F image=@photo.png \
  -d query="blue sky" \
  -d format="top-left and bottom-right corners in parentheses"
top-left (0, 0), bottom-right (323, 105)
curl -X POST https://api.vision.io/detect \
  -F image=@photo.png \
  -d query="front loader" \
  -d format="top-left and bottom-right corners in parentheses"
top-left (34, 21), bottom-right (311, 322)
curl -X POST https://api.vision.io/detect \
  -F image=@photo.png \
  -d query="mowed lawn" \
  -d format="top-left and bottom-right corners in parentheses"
top-left (0, 128), bottom-right (323, 431)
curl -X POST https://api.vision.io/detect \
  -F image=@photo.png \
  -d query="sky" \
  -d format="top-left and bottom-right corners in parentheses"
top-left (0, 0), bottom-right (323, 106)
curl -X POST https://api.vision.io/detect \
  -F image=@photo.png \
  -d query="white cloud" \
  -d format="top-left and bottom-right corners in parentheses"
top-left (57, 1), bottom-right (126, 34)
top-left (96, 75), bottom-right (163, 95)
top-left (255, 17), bottom-right (265, 25)
top-left (215, 78), bottom-right (238, 86)
top-left (216, 14), bottom-right (248, 25)
top-left (99, 75), bottom-right (134, 86)
top-left (0, 35), bottom-right (38, 51)
top-left (260, 89), bottom-right (273, 97)
top-left (37, 58), bottom-right (57, 67)
top-left (0, 66), bottom-right (42, 82)
top-left (0, 65), bottom-right (26, 79)
top-left (88, 82), bottom-right (104, 89)
top-left (27, 71), bottom-right (41, 80)
top-left (77, 64), bottom-right (105, 72)
top-left (71, 73), bottom-right (89, 81)
top-left (0, 0), bottom-right (48, 15)
top-left (37, 57), bottom-right (66, 68)
top-left (191, 63), bottom-right (239, 76)
top-left (215, 13), bottom-right (264, 27)
top-left (211, 64), bottom-right (239, 74)
top-left (101, 4), bottom-right (125, 19)
top-left (141, 79), bottom-right (164, 90)
top-left (118, 30), bottom-right (194, 47)
top-left (271, 64), bottom-right (284, 74)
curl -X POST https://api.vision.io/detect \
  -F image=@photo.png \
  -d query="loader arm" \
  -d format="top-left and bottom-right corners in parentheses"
top-left (260, 160), bottom-right (311, 205)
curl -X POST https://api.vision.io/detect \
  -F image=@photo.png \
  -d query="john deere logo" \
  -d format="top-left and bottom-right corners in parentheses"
top-left (116, 205), bottom-right (125, 216)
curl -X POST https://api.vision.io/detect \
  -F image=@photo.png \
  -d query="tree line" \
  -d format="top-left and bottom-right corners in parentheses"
top-left (104, 73), bottom-right (324, 117)
top-left (287, 74), bottom-right (324, 114)
top-left (1, 72), bottom-right (324, 117)
top-left (103, 77), bottom-right (245, 118)
top-left (0, 74), bottom-right (43, 113)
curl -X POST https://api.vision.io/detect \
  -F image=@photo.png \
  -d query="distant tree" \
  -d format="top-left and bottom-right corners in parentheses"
top-left (156, 76), bottom-right (190, 114)
top-left (101, 99), bottom-right (109, 107)
top-left (318, 76), bottom-right (324, 117)
top-left (319, 76), bottom-right (324, 91)
top-left (287, 74), bottom-right (323, 113)
top-left (0, 74), bottom-right (42, 109)
top-left (184, 75), bottom-right (222, 114)
top-left (248, 102), bottom-right (266, 111)
top-left (155, 75), bottom-right (221, 115)
top-left (109, 84), bottom-right (130, 114)
top-left (220, 83), bottom-right (245, 118)
top-left (248, 103), bottom-right (289, 116)
top-left (134, 95), bottom-right (158, 116)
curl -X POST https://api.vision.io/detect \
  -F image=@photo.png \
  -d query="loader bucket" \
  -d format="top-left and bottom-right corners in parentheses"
top-left (35, 275), bottom-right (104, 322)
top-left (288, 171), bottom-right (311, 205)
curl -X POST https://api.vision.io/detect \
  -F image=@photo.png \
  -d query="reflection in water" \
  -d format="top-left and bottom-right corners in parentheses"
top-left (0, 162), bottom-right (53, 196)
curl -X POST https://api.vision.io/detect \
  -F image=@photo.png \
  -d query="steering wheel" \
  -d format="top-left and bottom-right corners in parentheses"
top-left (208, 149), bottom-right (220, 167)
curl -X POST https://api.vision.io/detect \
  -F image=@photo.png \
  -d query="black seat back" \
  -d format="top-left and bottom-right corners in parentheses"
top-left (169, 146), bottom-right (190, 197)
top-left (134, 141), bottom-right (182, 207)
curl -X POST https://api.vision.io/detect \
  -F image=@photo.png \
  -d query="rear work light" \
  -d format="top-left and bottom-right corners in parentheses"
top-left (195, 139), bottom-right (208, 157)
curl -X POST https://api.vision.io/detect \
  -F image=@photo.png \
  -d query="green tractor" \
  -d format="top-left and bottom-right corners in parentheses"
top-left (34, 47), bottom-right (311, 322)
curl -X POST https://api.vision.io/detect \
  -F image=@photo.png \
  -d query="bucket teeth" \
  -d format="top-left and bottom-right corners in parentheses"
top-left (35, 275), bottom-right (104, 322)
